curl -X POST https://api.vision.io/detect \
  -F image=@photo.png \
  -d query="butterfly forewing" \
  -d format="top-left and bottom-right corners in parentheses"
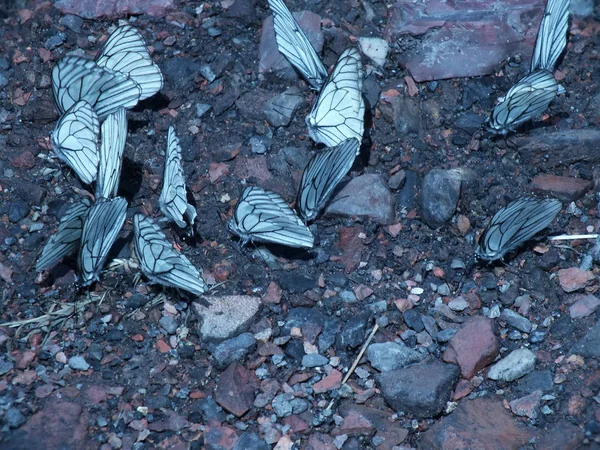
top-left (52, 55), bottom-right (142, 120)
top-left (476, 197), bottom-right (562, 261)
top-left (78, 197), bottom-right (128, 286)
top-left (96, 25), bottom-right (164, 101)
top-left (229, 186), bottom-right (314, 248)
top-left (159, 126), bottom-right (197, 230)
top-left (306, 47), bottom-right (365, 148)
top-left (133, 214), bottom-right (208, 296)
top-left (96, 107), bottom-right (127, 199)
top-left (51, 100), bottom-right (100, 184)
top-left (267, 0), bottom-right (328, 90)
top-left (531, 0), bottom-right (570, 72)
top-left (298, 138), bottom-right (359, 221)
top-left (36, 198), bottom-right (92, 272)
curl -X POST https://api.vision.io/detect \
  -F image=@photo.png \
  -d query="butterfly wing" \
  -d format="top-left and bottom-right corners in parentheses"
top-left (96, 107), bottom-right (127, 199)
top-left (95, 25), bottom-right (164, 101)
top-left (531, 0), bottom-right (570, 72)
top-left (267, 0), bottom-right (328, 90)
top-left (159, 126), bottom-right (197, 230)
top-left (51, 100), bottom-right (100, 184)
top-left (298, 138), bottom-right (358, 221)
top-left (52, 55), bottom-right (142, 120)
top-left (133, 213), bottom-right (208, 296)
top-left (476, 197), bottom-right (562, 261)
top-left (78, 197), bottom-right (128, 286)
top-left (306, 47), bottom-right (365, 147)
top-left (36, 198), bottom-right (92, 272)
top-left (229, 186), bottom-right (314, 248)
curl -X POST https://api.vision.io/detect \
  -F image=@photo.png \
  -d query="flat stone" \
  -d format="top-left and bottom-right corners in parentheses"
top-left (558, 268), bottom-right (595, 293)
top-left (210, 333), bottom-right (257, 369)
top-left (531, 174), bottom-right (592, 202)
top-left (302, 353), bottom-right (328, 368)
top-left (419, 169), bottom-right (462, 227)
top-left (68, 355), bottom-right (90, 371)
top-left (336, 402), bottom-right (410, 446)
top-left (313, 369), bottom-right (342, 394)
top-left (326, 174), bottom-right (395, 225)
top-left (488, 348), bottom-right (536, 382)
top-left (5, 407), bottom-right (26, 428)
top-left (569, 294), bottom-right (600, 318)
top-left (358, 37), bottom-right (389, 67)
top-left (442, 317), bottom-right (499, 379)
top-left (500, 309), bottom-right (532, 333)
top-left (54, 0), bottom-right (174, 18)
top-left (263, 88), bottom-right (305, 127)
top-left (516, 129), bottom-right (600, 168)
top-left (514, 370), bottom-right (554, 395)
top-left (377, 360), bottom-right (459, 418)
top-left (204, 423), bottom-right (239, 450)
top-left (193, 296), bottom-right (261, 341)
top-left (509, 390), bottom-right (542, 419)
top-left (232, 432), bottom-right (269, 450)
top-left (214, 363), bottom-right (259, 417)
top-left (419, 398), bottom-right (532, 449)
top-left (367, 342), bottom-right (423, 372)
top-left (391, 96), bottom-right (421, 135)
top-left (570, 320), bottom-right (600, 358)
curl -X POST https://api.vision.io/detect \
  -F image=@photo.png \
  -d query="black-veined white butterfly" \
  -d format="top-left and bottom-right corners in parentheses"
top-left (133, 213), bottom-right (208, 296)
top-left (36, 198), bottom-right (92, 272)
top-left (475, 197), bottom-right (562, 261)
top-left (298, 138), bottom-right (359, 222)
top-left (306, 47), bottom-right (365, 148)
top-left (96, 107), bottom-right (127, 199)
top-left (486, 70), bottom-right (561, 136)
top-left (96, 25), bottom-right (164, 101)
top-left (267, 0), bottom-right (327, 90)
top-left (530, 0), bottom-right (570, 72)
top-left (52, 55), bottom-right (142, 121)
top-left (159, 126), bottom-right (197, 232)
top-left (50, 100), bottom-right (100, 185)
top-left (78, 197), bottom-right (128, 286)
top-left (229, 186), bottom-right (314, 249)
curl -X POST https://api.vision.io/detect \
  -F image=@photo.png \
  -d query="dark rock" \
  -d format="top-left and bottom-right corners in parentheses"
top-left (571, 320), bottom-right (600, 358)
top-left (367, 342), bottom-right (423, 372)
top-left (536, 420), bottom-right (585, 450)
top-left (377, 360), bottom-right (459, 418)
top-left (210, 333), bottom-right (257, 369)
top-left (318, 318), bottom-right (341, 352)
top-left (236, 88), bottom-right (271, 121)
top-left (195, 103), bottom-right (211, 118)
top-left (419, 169), bottom-right (462, 227)
top-left (362, 74), bottom-right (381, 110)
top-left (159, 315), bottom-right (178, 335)
top-left (22, 234), bottom-right (44, 251)
top-left (8, 200), bottom-right (29, 222)
top-left (60, 14), bottom-right (83, 32)
top-left (514, 370), bottom-right (554, 395)
top-left (282, 145), bottom-right (310, 170)
top-left (283, 307), bottom-right (326, 335)
top-left (162, 57), bottom-right (204, 91)
top-left (551, 315), bottom-right (575, 340)
top-left (388, 170), bottom-right (406, 190)
top-left (337, 311), bottom-right (372, 349)
top-left (214, 363), bottom-right (259, 417)
top-left (392, 96), bottom-right (421, 135)
top-left (516, 129), bottom-right (600, 168)
top-left (403, 309), bottom-right (424, 332)
top-left (213, 89), bottom-right (240, 116)
top-left (263, 88), bottom-right (304, 127)
top-left (233, 432), bottom-right (269, 450)
top-left (189, 396), bottom-right (226, 423)
top-left (279, 274), bottom-right (316, 294)
top-left (224, 0), bottom-right (256, 24)
top-left (45, 33), bottom-right (67, 50)
top-left (13, 179), bottom-right (45, 206)
top-left (461, 80), bottom-right (493, 110)
top-left (54, 0), bottom-right (174, 19)
top-left (6, 407), bottom-right (26, 428)
top-left (326, 272), bottom-right (347, 288)
top-left (398, 170), bottom-right (418, 211)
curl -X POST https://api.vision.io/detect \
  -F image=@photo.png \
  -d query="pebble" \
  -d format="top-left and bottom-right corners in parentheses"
top-left (487, 348), bottom-right (536, 382)
top-left (509, 390), bottom-right (543, 419)
top-left (159, 315), bottom-right (178, 335)
top-left (8, 200), bottom-right (29, 222)
top-left (68, 355), bottom-right (90, 371)
top-left (358, 37), bottom-right (389, 67)
top-left (448, 297), bottom-right (469, 311)
top-left (403, 309), bottom-right (424, 332)
top-left (437, 328), bottom-right (457, 343)
top-left (500, 309), bottom-right (532, 333)
top-left (249, 136), bottom-right (270, 154)
top-left (419, 169), bottom-right (463, 227)
top-left (302, 353), bottom-right (328, 368)
top-left (571, 319), bottom-right (600, 357)
top-left (367, 342), bottom-right (423, 372)
top-left (337, 311), bottom-right (372, 349)
top-left (529, 330), bottom-right (546, 344)
top-left (233, 432), bottom-right (269, 450)
top-left (210, 333), bottom-right (257, 369)
top-left (45, 33), bottom-right (67, 50)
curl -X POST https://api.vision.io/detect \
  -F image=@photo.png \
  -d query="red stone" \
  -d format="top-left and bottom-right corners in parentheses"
top-left (509, 390), bottom-right (542, 419)
top-left (313, 369), bottom-right (342, 394)
top-left (9, 150), bottom-right (36, 169)
top-left (531, 174), bottom-right (592, 202)
top-left (156, 339), bottom-right (171, 353)
top-left (264, 282), bottom-right (282, 304)
top-left (338, 226), bottom-right (366, 274)
top-left (14, 350), bottom-right (35, 370)
top-left (209, 162), bottom-right (229, 183)
top-left (306, 433), bottom-right (336, 450)
top-left (558, 268), bottom-right (595, 293)
top-left (214, 363), bottom-right (259, 417)
top-left (282, 415), bottom-right (309, 434)
top-left (203, 422), bottom-right (239, 450)
top-left (569, 294), bottom-right (600, 318)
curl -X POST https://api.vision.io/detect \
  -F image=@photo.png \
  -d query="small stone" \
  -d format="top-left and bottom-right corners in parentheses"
top-left (313, 369), bottom-right (342, 394)
top-left (529, 330), bottom-right (547, 344)
top-left (214, 363), bottom-right (259, 417)
top-left (569, 294), bottom-right (600, 318)
top-left (358, 37), bottom-right (389, 67)
top-left (437, 328), bottom-right (457, 343)
top-left (263, 88), bottom-right (304, 127)
top-left (531, 174), bottom-right (591, 202)
top-left (558, 267), bottom-right (595, 293)
top-left (249, 136), bottom-right (270, 154)
top-left (448, 297), bottom-right (469, 311)
top-left (302, 353), bottom-right (328, 368)
top-left (367, 342), bottom-right (423, 372)
top-left (337, 311), bottom-right (372, 349)
top-left (571, 320), bottom-right (600, 357)
top-left (8, 200), bottom-right (29, 222)
top-left (487, 348), bottom-right (536, 382)
top-left (6, 407), bottom-right (26, 428)
top-left (419, 169), bottom-right (463, 227)
top-left (388, 170), bottom-right (406, 190)
top-left (211, 333), bottom-right (257, 369)
top-left (60, 14), bottom-right (83, 32)
top-left (159, 315), bottom-right (178, 335)
top-left (272, 393), bottom-right (294, 418)
top-left (403, 309), bottom-right (424, 332)
top-left (45, 33), bottom-right (67, 50)
top-left (68, 355), bottom-right (90, 371)
top-left (233, 432), bottom-right (269, 450)
top-left (195, 103), bottom-right (211, 118)
top-left (500, 309), bottom-right (532, 333)
top-left (510, 390), bottom-right (543, 419)
top-left (193, 295), bottom-right (261, 341)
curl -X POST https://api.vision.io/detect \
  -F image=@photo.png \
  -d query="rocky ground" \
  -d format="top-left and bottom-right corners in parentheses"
top-left (1, 0), bottom-right (600, 449)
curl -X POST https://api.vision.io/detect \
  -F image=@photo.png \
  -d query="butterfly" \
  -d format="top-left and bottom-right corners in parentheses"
top-left (306, 47), bottom-right (365, 148)
top-left (475, 197), bottom-right (562, 261)
top-left (530, 0), bottom-right (570, 72)
top-left (95, 24), bottom-right (164, 101)
top-left (52, 55), bottom-right (142, 121)
top-left (50, 100), bottom-right (100, 184)
top-left (159, 126), bottom-right (197, 232)
top-left (297, 138), bottom-right (359, 222)
top-left (486, 70), bottom-right (561, 136)
top-left (133, 213), bottom-right (208, 296)
top-left (96, 107), bottom-right (127, 199)
top-left (228, 186), bottom-right (314, 249)
top-left (36, 198), bottom-right (92, 272)
top-left (78, 197), bottom-right (128, 286)
top-left (267, 0), bottom-right (328, 90)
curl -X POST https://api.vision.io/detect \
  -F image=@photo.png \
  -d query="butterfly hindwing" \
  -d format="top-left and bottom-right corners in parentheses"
top-left (531, 0), bottom-right (570, 72)
top-left (96, 107), bottom-right (127, 199)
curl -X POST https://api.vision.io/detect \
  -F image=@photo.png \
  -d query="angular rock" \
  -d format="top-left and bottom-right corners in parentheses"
top-left (313, 369), bottom-right (342, 394)
top-left (531, 174), bottom-right (591, 202)
top-left (358, 37), bottom-right (389, 67)
top-left (302, 353), bottom-right (328, 368)
top-left (204, 423), bottom-right (239, 450)
top-left (335, 402), bottom-right (410, 446)
top-left (419, 398), bottom-right (532, 449)
top-left (514, 370), bottom-right (554, 395)
top-left (326, 174), bottom-right (395, 225)
top-left (337, 311), bottom-right (372, 349)
top-left (210, 333), bottom-right (257, 369)
top-left (193, 296), bottom-right (262, 341)
top-left (367, 342), bottom-right (423, 372)
top-left (488, 348), bottom-right (536, 382)
top-left (392, 96), bottom-right (421, 135)
top-left (236, 88), bottom-right (271, 121)
top-left (263, 88), bottom-right (305, 127)
top-left (517, 129), bottom-right (600, 168)
top-left (558, 267), bottom-right (595, 293)
top-left (419, 169), bottom-right (462, 227)
top-left (377, 360), bottom-right (459, 418)
top-left (233, 432), bottom-right (269, 450)
top-left (442, 317), bottom-right (499, 379)
top-left (569, 294), bottom-right (600, 319)
top-left (500, 309), bottom-right (532, 333)
top-left (54, 0), bottom-right (174, 19)
top-left (509, 390), bottom-right (542, 419)
top-left (570, 320), bottom-right (600, 358)
top-left (214, 363), bottom-right (259, 417)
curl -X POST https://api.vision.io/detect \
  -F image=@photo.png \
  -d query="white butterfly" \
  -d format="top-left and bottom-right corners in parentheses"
top-left (50, 100), bottom-right (100, 185)
top-left (95, 25), bottom-right (164, 101)
top-left (159, 126), bottom-right (197, 232)
top-left (530, 0), bottom-right (570, 72)
top-left (133, 213), bottom-right (208, 296)
top-left (267, 0), bottom-right (327, 90)
top-left (306, 47), bottom-right (365, 148)
top-left (78, 197), bottom-right (128, 286)
top-left (96, 107), bottom-right (127, 199)
top-left (298, 138), bottom-right (358, 222)
top-left (36, 198), bottom-right (92, 272)
top-left (229, 186), bottom-right (314, 249)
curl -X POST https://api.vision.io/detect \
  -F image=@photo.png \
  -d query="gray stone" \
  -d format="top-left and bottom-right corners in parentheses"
top-left (45, 33), bottom-right (67, 50)
top-left (403, 309), bottom-right (424, 332)
top-left (437, 328), bottom-right (457, 343)
top-left (278, 273), bottom-right (315, 294)
top-left (421, 315), bottom-right (439, 341)
top-left (8, 200), bottom-right (29, 223)
top-left (162, 57), bottom-right (204, 91)
top-left (193, 296), bottom-right (262, 341)
top-left (283, 307), bottom-right (326, 335)
top-left (419, 169), bottom-right (462, 227)
top-left (272, 393), bottom-right (294, 418)
top-left (326, 174), bottom-right (395, 225)
top-left (514, 370), bottom-right (554, 395)
top-left (249, 136), bottom-right (270, 154)
top-left (60, 14), bottom-right (83, 32)
top-left (159, 315), bottom-right (178, 335)
top-left (263, 88), bottom-right (304, 127)
top-left (529, 330), bottom-right (546, 344)
top-left (367, 342), bottom-right (423, 372)
top-left (487, 349), bottom-right (536, 382)
top-left (500, 309), bottom-right (532, 333)
top-left (233, 432), bottom-right (269, 450)
top-left (6, 407), bottom-right (26, 429)
top-left (68, 355), bottom-right (90, 371)
top-left (210, 333), bottom-right (257, 369)
top-left (392, 96), bottom-right (421, 135)
top-left (570, 320), bottom-right (600, 357)
top-left (196, 103), bottom-right (211, 118)
top-left (54, 0), bottom-right (174, 19)
top-left (0, 73), bottom-right (8, 88)
top-left (377, 360), bottom-right (460, 418)
top-left (337, 311), bottom-right (372, 349)
top-left (302, 353), bottom-right (328, 368)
